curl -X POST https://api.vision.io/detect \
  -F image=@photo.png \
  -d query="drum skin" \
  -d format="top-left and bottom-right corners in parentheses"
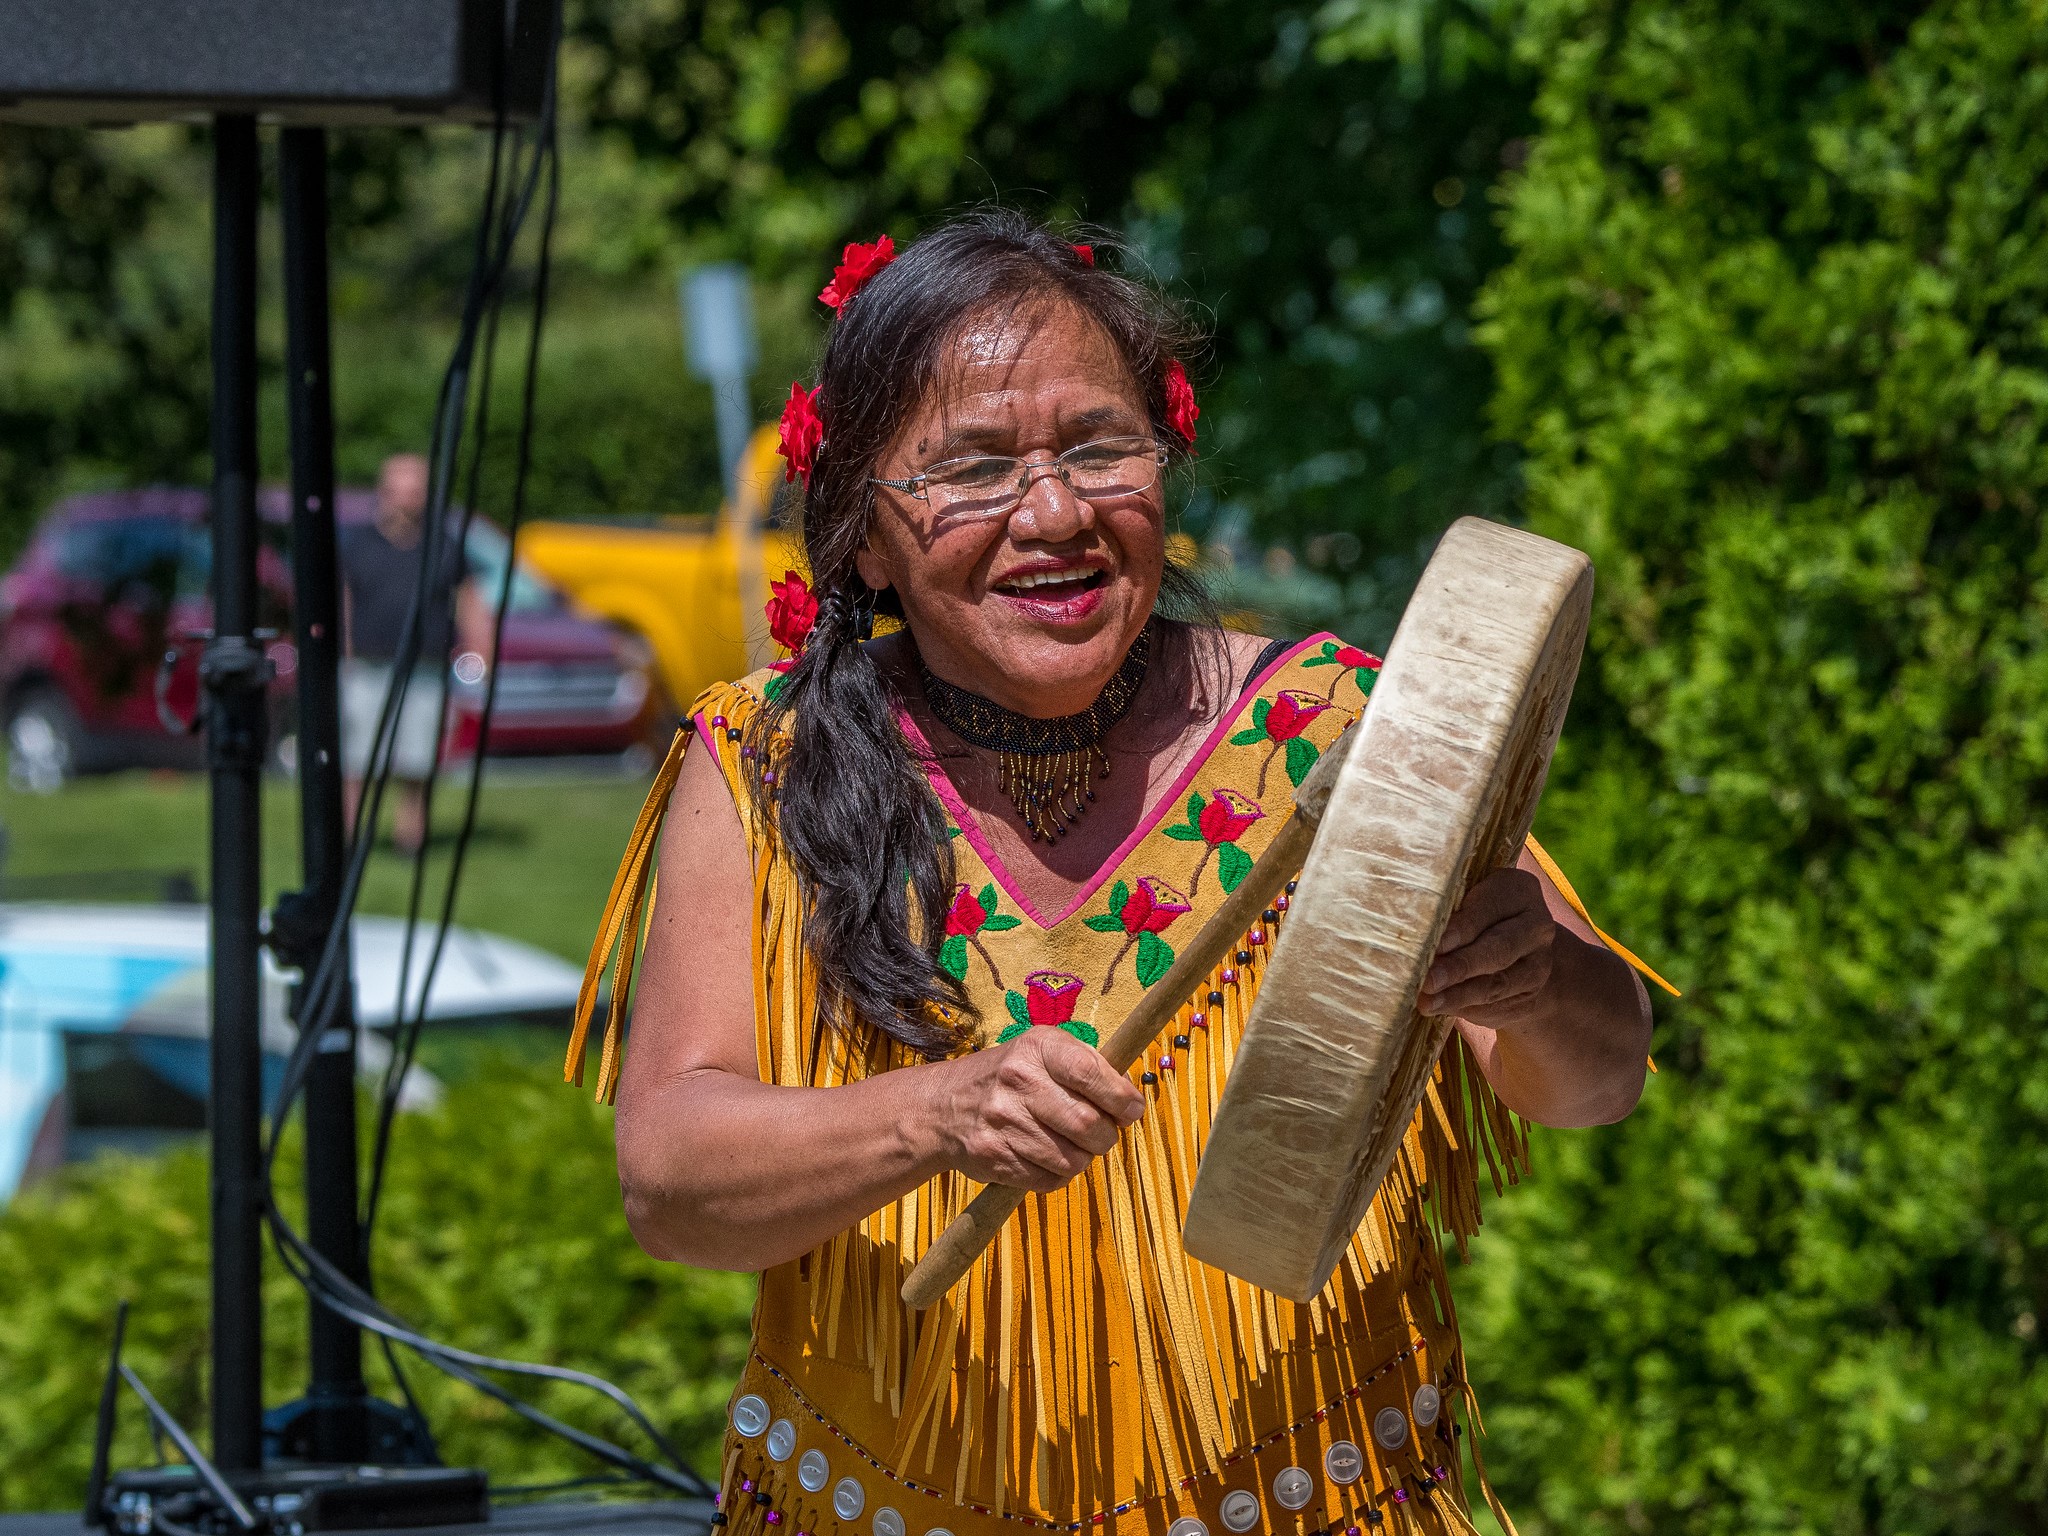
top-left (1182, 517), bottom-right (1594, 1301)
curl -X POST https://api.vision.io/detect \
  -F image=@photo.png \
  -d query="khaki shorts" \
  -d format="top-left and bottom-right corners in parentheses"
top-left (340, 660), bottom-right (447, 781)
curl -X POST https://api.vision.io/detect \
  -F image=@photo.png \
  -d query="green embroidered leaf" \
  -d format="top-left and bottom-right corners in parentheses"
top-left (1059, 1020), bottom-right (1100, 1048)
top-left (1135, 930), bottom-right (1175, 988)
top-left (1082, 912), bottom-right (1126, 933)
top-left (1354, 666), bottom-right (1378, 697)
top-left (1252, 697), bottom-right (1271, 731)
top-left (939, 934), bottom-right (969, 982)
top-left (997, 1019), bottom-right (1030, 1045)
top-left (1285, 735), bottom-right (1320, 787)
top-left (1004, 991), bottom-right (1032, 1032)
top-left (1301, 644), bottom-right (1336, 669)
top-left (1217, 841), bottom-right (1253, 894)
top-left (1162, 824), bottom-right (1205, 842)
top-left (982, 914), bottom-right (1022, 932)
top-left (1109, 879), bottom-right (1130, 912)
top-left (977, 883), bottom-right (1000, 918)
top-left (1186, 791), bottom-right (1206, 822)
top-left (1130, 933), bottom-right (1179, 991)
top-left (1228, 727), bottom-right (1266, 746)
top-left (762, 672), bottom-right (789, 703)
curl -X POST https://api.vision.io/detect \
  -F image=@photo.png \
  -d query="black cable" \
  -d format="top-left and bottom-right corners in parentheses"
top-left (252, 12), bottom-right (711, 1498)
top-left (362, 131), bottom-right (558, 1243)
top-left (264, 1219), bottom-right (702, 1496)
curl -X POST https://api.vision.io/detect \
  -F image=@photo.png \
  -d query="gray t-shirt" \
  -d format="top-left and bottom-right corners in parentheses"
top-left (340, 521), bottom-right (467, 665)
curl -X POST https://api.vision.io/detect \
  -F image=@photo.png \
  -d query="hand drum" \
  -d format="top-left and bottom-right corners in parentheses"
top-left (1181, 517), bottom-right (1592, 1299)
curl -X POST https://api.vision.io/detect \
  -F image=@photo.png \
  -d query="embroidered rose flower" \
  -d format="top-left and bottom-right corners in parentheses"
top-left (1084, 876), bottom-right (1191, 992)
top-left (1231, 687), bottom-right (1343, 791)
top-left (998, 971), bottom-right (1096, 1046)
top-left (1165, 789), bottom-right (1264, 897)
top-left (1303, 639), bottom-right (1383, 699)
top-left (818, 235), bottom-right (896, 312)
top-left (1119, 875), bottom-right (1191, 934)
top-left (777, 381), bottom-right (824, 486)
top-left (944, 884), bottom-right (987, 937)
top-left (764, 570), bottom-right (818, 655)
top-left (1264, 689), bottom-right (1333, 742)
top-left (1163, 359), bottom-right (1199, 442)
top-left (1197, 788), bottom-right (1263, 846)
top-left (938, 883), bottom-right (1022, 984)
top-left (1022, 970), bottom-right (1084, 1026)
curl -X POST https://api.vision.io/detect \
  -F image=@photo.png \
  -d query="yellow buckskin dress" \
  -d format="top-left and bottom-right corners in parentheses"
top-left (570, 633), bottom-right (1666, 1536)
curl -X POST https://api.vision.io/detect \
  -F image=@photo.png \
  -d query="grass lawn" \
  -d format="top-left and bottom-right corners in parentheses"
top-left (0, 764), bottom-right (654, 963)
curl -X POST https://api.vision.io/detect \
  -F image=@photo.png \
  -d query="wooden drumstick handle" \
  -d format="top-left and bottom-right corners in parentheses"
top-left (899, 730), bottom-right (1356, 1309)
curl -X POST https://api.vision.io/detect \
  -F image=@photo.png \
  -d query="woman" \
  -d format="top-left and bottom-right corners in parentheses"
top-left (569, 211), bottom-right (1655, 1536)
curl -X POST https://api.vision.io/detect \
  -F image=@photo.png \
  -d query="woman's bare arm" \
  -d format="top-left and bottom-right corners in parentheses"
top-left (612, 735), bottom-right (1142, 1272)
top-left (1430, 848), bottom-right (1652, 1128)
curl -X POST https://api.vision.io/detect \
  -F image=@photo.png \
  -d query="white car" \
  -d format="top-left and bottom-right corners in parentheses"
top-left (0, 903), bottom-right (583, 1200)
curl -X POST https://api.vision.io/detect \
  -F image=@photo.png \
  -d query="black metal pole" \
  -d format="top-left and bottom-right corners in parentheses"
top-left (280, 124), bottom-right (370, 1464)
top-left (206, 112), bottom-right (268, 1475)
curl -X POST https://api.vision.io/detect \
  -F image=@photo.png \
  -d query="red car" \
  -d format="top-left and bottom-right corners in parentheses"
top-left (0, 487), bottom-right (655, 788)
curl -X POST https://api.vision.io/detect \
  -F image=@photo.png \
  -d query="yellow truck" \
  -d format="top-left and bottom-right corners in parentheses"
top-left (519, 427), bottom-right (806, 717)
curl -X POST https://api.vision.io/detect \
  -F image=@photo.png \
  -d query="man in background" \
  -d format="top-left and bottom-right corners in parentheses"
top-left (339, 452), bottom-right (492, 854)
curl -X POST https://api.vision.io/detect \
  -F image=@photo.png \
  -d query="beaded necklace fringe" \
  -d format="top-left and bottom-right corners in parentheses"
top-left (568, 682), bottom-right (1533, 1536)
top-left (919, 625), bottom-right (1153, 843)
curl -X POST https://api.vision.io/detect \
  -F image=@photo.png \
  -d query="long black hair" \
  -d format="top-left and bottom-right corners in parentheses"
top-left (749, 208), bottom-right (1205, 1057)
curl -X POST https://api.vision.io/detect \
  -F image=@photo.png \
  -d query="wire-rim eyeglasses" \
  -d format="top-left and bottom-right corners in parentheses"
top-left (870, 435), bottom-right (1167, 519)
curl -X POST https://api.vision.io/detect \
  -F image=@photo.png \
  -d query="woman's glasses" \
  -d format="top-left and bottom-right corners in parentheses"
top-left (870, 435), bottom-right (1167, 520)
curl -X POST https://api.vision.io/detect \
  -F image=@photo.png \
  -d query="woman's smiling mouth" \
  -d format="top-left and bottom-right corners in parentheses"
top-left (989, 563), bottom-right (1110, 621)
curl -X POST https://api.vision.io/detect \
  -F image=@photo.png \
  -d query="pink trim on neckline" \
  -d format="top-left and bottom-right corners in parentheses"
top-left (901, 633), bottom-right (1333, 930)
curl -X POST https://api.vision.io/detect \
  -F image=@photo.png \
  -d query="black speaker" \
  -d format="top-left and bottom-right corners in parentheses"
top-left (0, 0), bottom-right (557, 125)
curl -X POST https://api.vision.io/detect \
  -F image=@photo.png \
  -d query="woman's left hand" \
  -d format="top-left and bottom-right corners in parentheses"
top-left (1419, 866), bottom-right (1559, 1028)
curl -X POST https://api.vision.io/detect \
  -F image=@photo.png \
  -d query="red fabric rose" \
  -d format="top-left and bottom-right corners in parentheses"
top-left (1119, 876), bottom-right (1192, 935)
top-left (1071, 243), bottom-right (1095, 267)
top-left (765, 569), bottom-right (818, 655)
top-left (944, 884), bottom-right (986, 938)
top-left (1197, 788), bottom-right (1263, 846)
top-left (1024, 971), bottom-right (1085, 1027)
top-left (1334, 645), bottom-right (1382, 672)
top-left (777, 380), bottom-right (824, 486)
top-left (818, 235), bottom-right (897, 312)
top-left (1265, 689), bottom-right (1333, 742)
top-left (1163, 358), bottom-right (1199, 442)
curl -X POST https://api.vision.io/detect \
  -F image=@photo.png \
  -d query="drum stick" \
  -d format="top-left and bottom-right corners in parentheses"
top-left (900, 728), bottom-right (1357, 1309)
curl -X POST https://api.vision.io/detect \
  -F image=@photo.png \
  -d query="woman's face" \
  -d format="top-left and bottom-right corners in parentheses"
top-left (857, 298), bottom-right (1166, 719)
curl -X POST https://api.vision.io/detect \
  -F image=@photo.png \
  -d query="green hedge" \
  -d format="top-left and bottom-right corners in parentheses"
top-left (0, 1059), bottom-right (754, 1513)
top-left (1465, 1), bottom-right (2048, 1531)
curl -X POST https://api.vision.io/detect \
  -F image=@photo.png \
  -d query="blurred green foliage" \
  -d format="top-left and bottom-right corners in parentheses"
top-left (1470, 0), bottom-right (2048, 1529)
top-left (0, 1057), bottom-right (754, 1512)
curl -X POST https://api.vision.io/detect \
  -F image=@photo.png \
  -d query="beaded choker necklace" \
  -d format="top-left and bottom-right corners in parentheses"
top-left (919, 625), bottom-right (1154, 843)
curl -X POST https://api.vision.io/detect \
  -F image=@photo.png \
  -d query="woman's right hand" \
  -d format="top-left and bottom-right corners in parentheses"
top-left (925, 1027), bottom-right (1146, 1192)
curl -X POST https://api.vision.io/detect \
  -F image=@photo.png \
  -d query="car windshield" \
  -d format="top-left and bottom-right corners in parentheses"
top-left (463, 521), bottom-right (560, 615)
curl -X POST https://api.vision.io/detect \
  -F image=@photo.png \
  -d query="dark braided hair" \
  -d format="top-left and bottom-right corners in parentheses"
top-left (749, 208), bottom-right (1205, 1058)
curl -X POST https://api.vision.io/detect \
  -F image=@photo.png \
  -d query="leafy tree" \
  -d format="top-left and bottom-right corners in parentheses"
top-left (1470, 1), bottom-right (2048, 1530)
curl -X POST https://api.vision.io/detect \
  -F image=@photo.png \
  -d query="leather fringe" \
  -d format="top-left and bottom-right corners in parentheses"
top-left (584, 680), bottom-right (1537, 1527)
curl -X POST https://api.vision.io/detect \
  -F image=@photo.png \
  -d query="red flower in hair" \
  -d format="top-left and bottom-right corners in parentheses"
top-left (1163, 359), bottom-right (1199, 442)
top-left (765, 570), bottom-right (818, 655)
top-left (1071, 243), bottom-right (1095, 267)
top-left (778, 380), bottom-right (823, 485)
top-left (818, 235), bottom-right (897, 312)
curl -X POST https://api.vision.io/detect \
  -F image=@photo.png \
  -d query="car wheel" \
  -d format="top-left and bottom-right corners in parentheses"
top-left (7, 687), bottom-right (85, 793)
